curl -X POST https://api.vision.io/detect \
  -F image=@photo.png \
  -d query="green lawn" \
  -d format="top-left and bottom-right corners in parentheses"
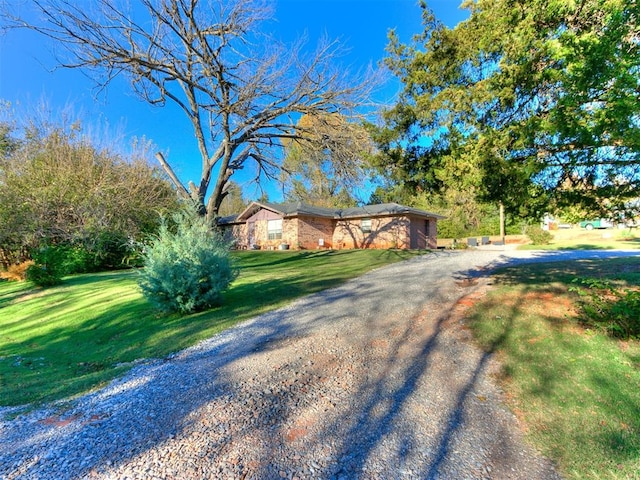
top-left (467, 257), bottom-right (640, 480)
top-left (0, 249), bottom-right (424, 409)
top-left (521, 228), bottom-right (640, 250)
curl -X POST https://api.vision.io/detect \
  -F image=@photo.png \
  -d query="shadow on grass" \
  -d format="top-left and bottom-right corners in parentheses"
top-left (557, 244), bottom-right (623, 250)
top-left (2, 248), bottom-right (422, 407)
top-left (0, 251), bottom-right (438, 476)
top-left (233, 249), bottom-right (346, 269)
top-left (590, 373), bottom-right (640, 463)
top-left (1, 259), bottom-right (387, 476)
top-left (0, 292), bottom-right (154, 406)
top-left (0, 280), bottom-right (39, 308)
top-left (233, 248), bottom-right (420, 270)
top-left (464, 264), bottom-right (640, 477)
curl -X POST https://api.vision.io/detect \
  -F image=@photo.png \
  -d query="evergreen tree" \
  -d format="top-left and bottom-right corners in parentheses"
top-left (372, 0), bottom-right (639, 220)
top-left (138, 208), bottom-right (238, 314)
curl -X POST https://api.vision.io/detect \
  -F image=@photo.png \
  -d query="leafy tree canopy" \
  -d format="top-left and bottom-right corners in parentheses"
top-left (280, 113), bottom-right (373, 208)
top-left (372, 0), bottom-right (639, 221)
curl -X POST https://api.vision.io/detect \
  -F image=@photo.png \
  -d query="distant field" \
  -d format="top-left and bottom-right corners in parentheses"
top-left (439, 227), bottom-right (640, 250)
top-left (529, 227), bottom-right (640, 250)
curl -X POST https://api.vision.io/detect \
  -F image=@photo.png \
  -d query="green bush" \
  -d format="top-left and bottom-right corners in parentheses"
top-left (59, 245), bottom-right (94, 273)
top-left (88, 231), bottom-right (142, 270)
top-left (570, 278), bottom-right (640, 339)
top-left (56, 234), bottom-right (143, 274)
top-left (525, 225), bottom-right (553, 245)
top-left (138, 210), bottom-right (238, 314)
top-left (26, 246), bottom-right (68, 287)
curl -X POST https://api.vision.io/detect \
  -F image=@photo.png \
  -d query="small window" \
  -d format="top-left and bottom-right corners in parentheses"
top-left (268, 218), bottom-right (283, 240)
top-left (361, 218), bottom-right (372, 233)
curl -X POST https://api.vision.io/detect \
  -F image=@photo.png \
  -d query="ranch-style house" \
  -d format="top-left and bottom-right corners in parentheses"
top-left (217, 201), bottom-right (445, 250)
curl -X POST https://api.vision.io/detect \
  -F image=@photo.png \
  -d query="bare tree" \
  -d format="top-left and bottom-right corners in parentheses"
top-left (280, 113), bottom-right (374, 207)
top-left (6, 0), bottom-right (379, 222)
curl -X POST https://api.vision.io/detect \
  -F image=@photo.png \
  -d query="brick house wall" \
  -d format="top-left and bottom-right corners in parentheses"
top-left (296, 215), bottom-right (334, 249)
top-left (427, 218), bottom-right (437, 249)
top-left (406, 216), bottom-right (438, 249)
top-left (246, 209), bottom-right (284, 249)
top-left (409, 216), bottom-right (423, 249)
top-left (223, 223), bottom-right (248, 248)
top-left (231, 215), bottom-right (336, 250)
top-left (282, 218), bottom-right (298, 248)
top-left (333, 216), bottom-right (410, 249)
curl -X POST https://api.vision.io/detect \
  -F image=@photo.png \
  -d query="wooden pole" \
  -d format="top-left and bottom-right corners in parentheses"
top-left (499, 201), bottom-right (505, 245)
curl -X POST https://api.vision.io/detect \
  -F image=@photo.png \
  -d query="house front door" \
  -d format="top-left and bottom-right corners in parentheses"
top-left (248, 221), bottom-right (256, 247)
top-left (409, 218), bottom-right (427, 249)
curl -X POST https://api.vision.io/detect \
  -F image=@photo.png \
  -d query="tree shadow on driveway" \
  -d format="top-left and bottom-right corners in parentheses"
top-left (321, 289), bottom-right (557, 480)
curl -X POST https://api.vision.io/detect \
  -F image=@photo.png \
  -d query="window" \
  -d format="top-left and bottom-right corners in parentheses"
top-left (361, 218), bottom-right (372, 233)
top-left (267, 218), bottom-right (283, 240)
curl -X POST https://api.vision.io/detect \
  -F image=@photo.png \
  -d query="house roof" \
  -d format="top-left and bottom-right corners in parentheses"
top-left (338, 203), bottom-right (446, 219)
top-left (216, 214), bottom-right (240, 224)
top-left (218, 201), bottom-right (445, 224)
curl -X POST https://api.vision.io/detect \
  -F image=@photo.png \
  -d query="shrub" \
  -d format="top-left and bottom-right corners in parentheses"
top-left (0, 117), bottom-right (179, 276)
top-left (60, 244), bottom-right (97, 274)
top-left (525, 225), bottom-right (553, 245)
top-left (32, 236), bottom-right (144, 275)
top-left (0, 260), bottom-right (35, 281)
top-left (86, 231), bottom-right (141, 271)
top-left (450, 239), bottom-right (468, 250)
top-left (65, 232), bottom-right (140, 273)
top-left (570, 278), bottom-right (640, 339)
top-left (138, 209), bottom-right (238, 314)
top-left (26, 245), bottom-right (68, 287)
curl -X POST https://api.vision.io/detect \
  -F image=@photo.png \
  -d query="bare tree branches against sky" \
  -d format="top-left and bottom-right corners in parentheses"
top-left (0, 0), bottom-right (468, 203)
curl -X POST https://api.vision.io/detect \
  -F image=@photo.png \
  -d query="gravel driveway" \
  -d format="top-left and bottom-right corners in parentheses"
top-left (2, 248), bottom-right (639, 479)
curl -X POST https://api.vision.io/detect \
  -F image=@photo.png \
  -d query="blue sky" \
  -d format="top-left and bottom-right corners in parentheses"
top-left (0, 0), bottom-right (469, 202)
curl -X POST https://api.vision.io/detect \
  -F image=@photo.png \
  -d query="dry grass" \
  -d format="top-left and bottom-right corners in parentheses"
top-left (0, 261), bottom-right (34, 281)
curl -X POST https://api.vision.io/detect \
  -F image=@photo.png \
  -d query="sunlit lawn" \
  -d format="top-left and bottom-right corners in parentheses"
top-left (468, 257), bottom-right (640, 480)
top-left (0, 249), bottom-right (425, 408)
top-left (521, 227), bottom-right (640, 250)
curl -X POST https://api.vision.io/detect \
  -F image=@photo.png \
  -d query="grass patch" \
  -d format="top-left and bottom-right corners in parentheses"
top-left (0, 249), bottom-right (424, 409)
top-left (467, 258), bottom-right (640, 479)
top-left (520, 228), bottom-right (640, 251)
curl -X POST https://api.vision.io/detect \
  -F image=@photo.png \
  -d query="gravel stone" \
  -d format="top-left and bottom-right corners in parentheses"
top-left (2, 249), bottom-right (638, 479)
